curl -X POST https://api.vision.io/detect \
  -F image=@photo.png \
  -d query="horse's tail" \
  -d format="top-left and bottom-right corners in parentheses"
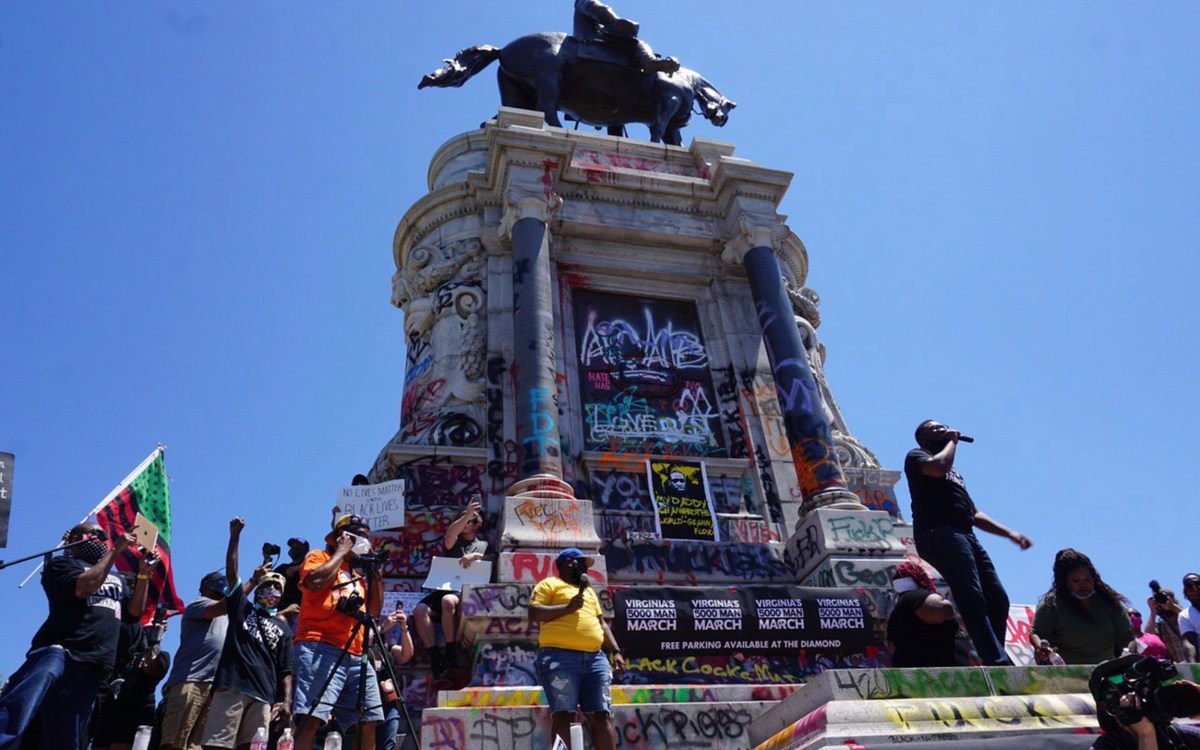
top-left (418, 45), bottom-right (501, 90)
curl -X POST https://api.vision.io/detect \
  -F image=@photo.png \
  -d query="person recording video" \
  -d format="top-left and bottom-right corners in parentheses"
top-left (1090, 656), bottom-right (1200, 749)
top-left (0, 522), bottom-right (155, 750)
top-left (412, 498), bottom-right (492, 678)
top-left (291, 513), bottom-right (384, 750)
top-left (1146, 584), bottom-right (1195, 664)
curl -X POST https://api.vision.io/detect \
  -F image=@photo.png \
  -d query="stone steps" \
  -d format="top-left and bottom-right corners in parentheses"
top-left (422, 700), bottom-right (779, 750)
top-left (751, 692), bottom-right (1099, 750)
top-left (437, 683), bottom-right (799, 708)
top-left (746, 665), bottom-right (1200, 750)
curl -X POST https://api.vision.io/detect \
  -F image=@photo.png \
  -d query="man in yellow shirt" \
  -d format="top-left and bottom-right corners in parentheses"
top-left (529, 548), bottom-right (625, 750)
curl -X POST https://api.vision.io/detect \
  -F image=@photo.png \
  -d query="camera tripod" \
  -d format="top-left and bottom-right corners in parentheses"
top-left (306, 604), bottom-right (421, 750)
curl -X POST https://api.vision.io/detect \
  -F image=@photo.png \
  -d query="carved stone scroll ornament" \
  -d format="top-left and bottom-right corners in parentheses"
top-left (393, 238), bottom-right (488, 447)
top-left (788, 281), bottom-right (882, 470)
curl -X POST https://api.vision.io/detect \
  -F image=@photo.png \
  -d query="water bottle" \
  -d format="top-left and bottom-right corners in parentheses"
top-left (131, 726), bottom-right (152, 750)
top-left (249, 726), bottom-right (268, 750)
top-left (278, 727), bottom-right (295, 750)
top-left (570, 722), bottom-right (585, 748)
top-left (325, 730), bottom-right (343, 750)
top-left (1040, 641), bottom-right (1066, 665)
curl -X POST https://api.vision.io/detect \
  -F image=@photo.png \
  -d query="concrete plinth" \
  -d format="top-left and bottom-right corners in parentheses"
top-left (799, 556), bottom-right (905, 589)
top-left (496, 549), bottom-right (610, 584)
top-left (786, 508), bottom-right (905, 580)
top-left (499, 494), bottom-right (602, 549)
top-left (605, 538), bottom-right (791, 583)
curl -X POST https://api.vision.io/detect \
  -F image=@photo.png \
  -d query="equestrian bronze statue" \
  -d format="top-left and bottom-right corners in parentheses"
top-left (418, 1), bottom-right (736, 146)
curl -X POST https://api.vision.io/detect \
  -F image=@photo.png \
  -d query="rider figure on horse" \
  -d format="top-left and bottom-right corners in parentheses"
top-left (573, 0), bottom-right (680, 75)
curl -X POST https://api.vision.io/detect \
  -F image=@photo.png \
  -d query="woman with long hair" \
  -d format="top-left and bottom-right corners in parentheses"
top-left (1031, 548), bottom-right (1133, 664)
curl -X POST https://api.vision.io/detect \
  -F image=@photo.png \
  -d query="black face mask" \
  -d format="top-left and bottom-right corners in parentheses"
top-left (71, 537), bottom-right (110, 565)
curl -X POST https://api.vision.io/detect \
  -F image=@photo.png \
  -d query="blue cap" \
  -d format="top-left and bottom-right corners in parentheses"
top-left (556, 548), bottom-right (595, 568)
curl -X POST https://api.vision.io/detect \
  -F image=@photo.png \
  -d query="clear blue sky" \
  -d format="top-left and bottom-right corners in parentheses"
top-left (2, 3), bottom-right (1198, 680)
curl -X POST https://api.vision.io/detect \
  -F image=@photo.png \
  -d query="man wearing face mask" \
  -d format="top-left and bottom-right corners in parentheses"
top-left (292, 513), bottom-right (383, 750)
top-left (199, 517), bottom-right (293, 750)
top-left (0, 522), bottom-right (152, 750)
top-left (529, 548), bottom-right (625, 750)
top-left (159, 570), bottom-right (230, 750)
top-left (274, 537), bottom-right (310, 625)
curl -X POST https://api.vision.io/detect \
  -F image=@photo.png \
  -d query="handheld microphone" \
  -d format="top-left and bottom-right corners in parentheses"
top-left (958, 435), bottom-right (975, 443)
top-left (579, 573), bottom-right (590, 589)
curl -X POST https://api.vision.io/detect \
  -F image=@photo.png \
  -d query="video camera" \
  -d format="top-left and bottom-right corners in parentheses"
top-left (1092, 655), bottom-right (1200, 727)
top-left (335, 590), bottom-right (366, 616)
top-left (351, 549), bottom-right (388, 573)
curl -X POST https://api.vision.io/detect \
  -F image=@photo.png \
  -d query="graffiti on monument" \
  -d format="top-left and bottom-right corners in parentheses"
top-left (470, 640), bottom-right (540, 687)
top-left (587, 468), bottom-right (745, 514)
top-left (574, 290), bottom-right (725, 456)
top-left (614, 585), bottom-right (871, 658)
top-left (646, 459), bottom-right (719, 541)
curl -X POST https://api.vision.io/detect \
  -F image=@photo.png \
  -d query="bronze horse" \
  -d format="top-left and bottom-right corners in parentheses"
top-left (419, 32), bottom-right (736, 146)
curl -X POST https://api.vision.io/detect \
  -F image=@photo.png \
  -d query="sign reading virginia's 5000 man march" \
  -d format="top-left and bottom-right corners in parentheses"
top-left (613, 585), bottom-right (871, 657)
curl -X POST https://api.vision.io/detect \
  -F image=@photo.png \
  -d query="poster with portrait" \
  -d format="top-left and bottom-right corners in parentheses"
top-left (647, 459), bottom-right (719, 541)
top-left (573, 289), bottom-right (726, 457)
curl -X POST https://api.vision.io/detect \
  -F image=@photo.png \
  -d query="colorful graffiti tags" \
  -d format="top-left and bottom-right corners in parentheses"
top-left (587, 469), bottom-right (746, 514)
top-left (606, 540), bottom-right (792, 583)
top-left (575, 290), bottom-right (726, 456)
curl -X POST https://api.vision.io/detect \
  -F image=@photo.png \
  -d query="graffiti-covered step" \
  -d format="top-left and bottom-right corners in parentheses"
top-left (750, 692), bottom-right (1099, 750)
top-left (422, 700), bottom-right (778, 750)
top-left (436, 683), bottom-right (799, 708)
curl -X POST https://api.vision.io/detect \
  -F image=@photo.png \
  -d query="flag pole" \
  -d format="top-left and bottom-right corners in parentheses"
top-left (18, 445), bottom-right (165, 588)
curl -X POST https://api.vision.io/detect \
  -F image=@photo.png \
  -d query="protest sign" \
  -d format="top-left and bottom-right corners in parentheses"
top-left (335, 478), bottom-right (406, 531)
top-left (646, 459), bottom-right (719, 541)
top-left (382, 590), bottom-right (427, 616)
top-left (0, 452), bottom-right (12, 548)
top-left (613, 585), bottom-right (871, 658)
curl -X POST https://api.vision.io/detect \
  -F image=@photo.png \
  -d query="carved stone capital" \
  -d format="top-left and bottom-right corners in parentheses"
top-left (721, 213), bottom-right (788, 265)
top-left (498, 190), bottom-right (563, 240)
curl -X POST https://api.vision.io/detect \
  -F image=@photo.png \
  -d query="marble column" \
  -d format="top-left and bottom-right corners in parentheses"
top-left (501, 194), bottom-right (571, 494)
top-left (728, 220), bottom-right (863, 513)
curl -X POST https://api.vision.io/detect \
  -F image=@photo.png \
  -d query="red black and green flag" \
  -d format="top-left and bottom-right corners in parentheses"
top-left (96, 449), bottom-right (186, 623)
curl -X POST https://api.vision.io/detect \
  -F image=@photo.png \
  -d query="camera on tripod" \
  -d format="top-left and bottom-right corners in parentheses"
top-left (1093, 655), bottom-right (1200, 727)
top-left (352, 550), bottom-right (388, 573)
top-left (335, 591), bottom-right (366, 616)
top-left (262, 542), bottom-right (281, 566)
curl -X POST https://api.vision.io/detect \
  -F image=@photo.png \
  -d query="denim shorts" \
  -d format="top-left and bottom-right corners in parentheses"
top-left (292, 641), bottom-right (384, 726)
top-left (535, 647), bottom-right (612, 714)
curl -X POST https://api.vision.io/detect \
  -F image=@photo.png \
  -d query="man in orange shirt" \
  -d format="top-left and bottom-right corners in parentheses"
top-left (291, 514), bottom-right (383, 750)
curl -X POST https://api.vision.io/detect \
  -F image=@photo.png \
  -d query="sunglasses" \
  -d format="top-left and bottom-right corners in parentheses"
top-left (72, 528), bottom-right (109, 542)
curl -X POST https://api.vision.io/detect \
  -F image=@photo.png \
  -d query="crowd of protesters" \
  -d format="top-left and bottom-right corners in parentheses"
top-left (5, 422), bottom-right (1200, 749)
top-left (0, 506), bottom-right (426, 750)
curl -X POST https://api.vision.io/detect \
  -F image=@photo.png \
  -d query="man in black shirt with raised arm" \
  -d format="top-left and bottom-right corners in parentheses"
top-left (905, 419), bottom-right (1033, 666)
top-left (199, 517), bottom-right (292, 750)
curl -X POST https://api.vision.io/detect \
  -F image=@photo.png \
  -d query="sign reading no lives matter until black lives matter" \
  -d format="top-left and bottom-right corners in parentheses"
top-left (614, 586), bottom-right (871, 657)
